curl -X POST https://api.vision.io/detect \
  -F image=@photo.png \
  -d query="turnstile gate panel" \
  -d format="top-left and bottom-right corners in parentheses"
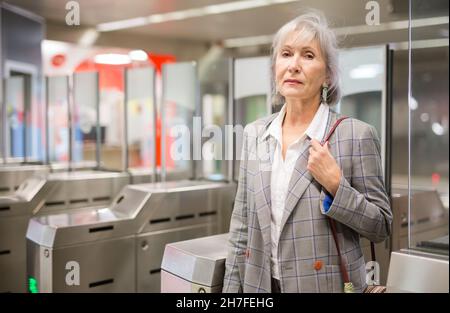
top-left (26, 180), bottom-right (235, 292)
top-left (161, 233), bottom-right (228, 293)
top-left (27, 235), bottom-right (136, 293)
top-left (137, 224), bottom-right (217, 292)
top-left (0, 170), bottom-right (130, 293)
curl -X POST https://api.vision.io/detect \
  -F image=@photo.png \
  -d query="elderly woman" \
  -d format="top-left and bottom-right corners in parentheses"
top-left (223, 11), bottom-right (392, 293)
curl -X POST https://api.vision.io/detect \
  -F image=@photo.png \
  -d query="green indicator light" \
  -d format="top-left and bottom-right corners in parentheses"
top-left (28, 277), bottom-right (39, 293)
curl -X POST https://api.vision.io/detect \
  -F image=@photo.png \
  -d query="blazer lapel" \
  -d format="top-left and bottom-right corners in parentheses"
top-left (279, 140), bottom-right (313, 232)
top-left (279, 110), bottom-right (338, 233)
top-left (254, 134), bottom-right (276, 248)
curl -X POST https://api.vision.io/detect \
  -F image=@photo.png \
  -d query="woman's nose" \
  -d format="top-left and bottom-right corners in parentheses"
top-left (287, 56), bottom-right (301, 73)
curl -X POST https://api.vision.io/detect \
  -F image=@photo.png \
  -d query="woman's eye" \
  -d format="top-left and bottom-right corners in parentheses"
top-left (281, 51), bottom-right (291, 57)
top-left (305, 53), bottom-right (314, 59)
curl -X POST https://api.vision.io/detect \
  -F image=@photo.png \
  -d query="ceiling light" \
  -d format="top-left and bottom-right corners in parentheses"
top-left (97, 0), bottom-right (299, 32)
top-left (129, 50), bottom-right (148, 61)
top-left (224, 34), bottom-right (274, 48)
top-left (78, 28), bottom-right (99, 47)
top-left (432, 122), bottom-right (445, 136)
top-left (409, 97), bottom-right (418, 111)
top-left (94, 53), bottom-right (131, 65)
top-left (224, 16), bottom-right (449, 48)
top-left (420, 113), bottom-right (429, 122)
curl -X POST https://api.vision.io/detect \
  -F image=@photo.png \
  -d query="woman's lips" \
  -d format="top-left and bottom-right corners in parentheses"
top-left (284, 79), bottom-right (303, 85)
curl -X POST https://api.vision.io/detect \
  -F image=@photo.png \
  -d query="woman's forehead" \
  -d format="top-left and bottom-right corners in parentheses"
top-left (280, 30), bottom-right (320, 51)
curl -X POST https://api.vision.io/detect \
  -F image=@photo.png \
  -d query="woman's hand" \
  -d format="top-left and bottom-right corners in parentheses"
top-left (307, 139), bottom-right (341, 197)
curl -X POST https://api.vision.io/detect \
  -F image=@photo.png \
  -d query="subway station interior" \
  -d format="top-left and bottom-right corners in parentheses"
top-left (0, 0), bottom-right (448, 293)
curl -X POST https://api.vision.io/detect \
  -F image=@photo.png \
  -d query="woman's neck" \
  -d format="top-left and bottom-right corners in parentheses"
top-left (283, 96), bottom-right (321, 128)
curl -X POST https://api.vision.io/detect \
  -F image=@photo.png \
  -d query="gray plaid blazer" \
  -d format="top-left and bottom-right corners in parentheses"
top-left (223, 109), bottom-right (392, 293)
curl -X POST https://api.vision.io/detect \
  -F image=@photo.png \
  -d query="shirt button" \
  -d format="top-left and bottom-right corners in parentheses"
top-left (314, 260), bottom-right (323, 271)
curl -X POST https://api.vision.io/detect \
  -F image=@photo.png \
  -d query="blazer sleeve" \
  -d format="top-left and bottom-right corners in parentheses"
top-left (222, 127), bottom-right (250, 293)
top-left (322, 123), bottom-right (393, 243)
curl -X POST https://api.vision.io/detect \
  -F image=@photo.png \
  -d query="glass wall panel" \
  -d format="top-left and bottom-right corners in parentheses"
top-left (409, 0), bottom-right (449, 255)
top-left (46, 76), bottom-right (69, 164)
top-left (200, 58), bottom-right (230, 181)
top-left (72, 71), bottom-right (99, 168)
top-left (161, 62), bottom-right (197, 180)
top-left (233, 56), bottom-right (271, 181)
top-left (3, 76), bottom-right (25, 160)
top-left (337, 45), bottom-right (392, 284)
top-left (337, 45), bottom-right (388, 176)
top-left (99, 70), bottom-right (125, 171)
top-left (125, 67), bottom-right (156, 171)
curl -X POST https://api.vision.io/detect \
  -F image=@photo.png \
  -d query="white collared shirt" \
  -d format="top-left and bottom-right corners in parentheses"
top-left (263, 103), bottom-right (330, 279)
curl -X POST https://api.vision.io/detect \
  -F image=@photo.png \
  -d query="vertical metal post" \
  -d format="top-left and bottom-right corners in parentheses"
top-left (0, 6), bottom-right (4, 164)
top-left (95, 72), bottom-right (101, 170)
top-left (45, 76), bottom-right (50, 165)
top-left (161, 65), bottom-right (167, 182)
top-left (385, 46), bottom-right (394, 198)
top-left (407, 0), bottom-right (412, 249)
top-left (67, 75), bottom-right (73, 171)
top-left (123, 68), bottom-right (129, 172)
top-left (193, 61), bottom-right (200, 180)
top-left (152, 68), bottom-right (157, 182)
top-left (227, 58), bottom-right (235, 183)
top-left (1, 79), bottom-right (5, 164)
top-left (23, 77), bottom-right (28, 163)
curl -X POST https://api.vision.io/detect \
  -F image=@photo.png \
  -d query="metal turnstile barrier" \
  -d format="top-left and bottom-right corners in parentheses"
top-left (0, 160), bottom-right (100, 196)
top-left (161, 233), bottom-right (228, 293)
top-left (360, 188), bottom-right (449, 285)
top-left (26, 180), bottom-right (235, 292)
top-left (0, 164), bottom-right (49, 196)
top-left (386, 249), bottom-right (449, 293)
top-left (0, 170), bottom-right (130, 292)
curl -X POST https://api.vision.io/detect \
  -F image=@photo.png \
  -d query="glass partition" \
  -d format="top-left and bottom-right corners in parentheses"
top-left (3, 61), bottom-right (42, 164)
top-left (337, 45), bottom-right (392, 284)
top-left (72, 71), bottom-right (99, 168)
top-left (161, 62), bottom-right (197, 181)
top-left (409, 0), bottom-right (449, 255)
top-left (125, 67), bottom-right (156, 172)
top-left (233, 56), bottom-right (272, 181)
top-left (99, 70), bottom-right (126, 171)
top-left (200, 58), bottom-right (230, 181)
top-left (46, 76), bottom-right (69, 165)
top-left (3, 76), bottom-right (25, 160)
top-left (337, 45), bottom-right (389, 178)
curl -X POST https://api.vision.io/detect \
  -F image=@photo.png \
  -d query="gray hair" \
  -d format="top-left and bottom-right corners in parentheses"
top-left (271, 10), bottom-right (341, 106)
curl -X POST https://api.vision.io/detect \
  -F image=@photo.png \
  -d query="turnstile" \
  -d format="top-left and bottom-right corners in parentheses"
top-left (26, 180), bottom-right (235, 292)
top-left (386, 249), bottom-right (449, 293)
top-left (0, 161), bottom-right (98, 196)
top-left (161, 233), bottom-right (228, 293)
top-left (360, 188), bottom-right (448, 285)
top-left (0, 164), bottom-right (49, 196)
top-left (0, 170), bottom-right (130, 292)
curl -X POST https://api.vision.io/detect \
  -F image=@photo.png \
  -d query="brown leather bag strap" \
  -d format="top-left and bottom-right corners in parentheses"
top-left (321, 116), bottom-right (376, 284)
top-left (321, 117), bottom-right (349, 144)
top-left (328, 218), bottom-right (350, 283)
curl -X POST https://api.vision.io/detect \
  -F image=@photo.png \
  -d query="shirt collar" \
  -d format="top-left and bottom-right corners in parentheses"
top-left (262, 102), bottom-right (329, 144)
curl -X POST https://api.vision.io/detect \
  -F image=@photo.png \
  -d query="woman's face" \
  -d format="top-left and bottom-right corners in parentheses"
top-left (275, 31), bottom-right (327, 103)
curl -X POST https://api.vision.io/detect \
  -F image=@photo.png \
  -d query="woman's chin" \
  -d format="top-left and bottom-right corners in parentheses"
top-left (281, 93), bottom-right (307, 100)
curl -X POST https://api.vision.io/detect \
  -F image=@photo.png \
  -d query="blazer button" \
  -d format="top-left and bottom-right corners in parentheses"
top-left (314, 260), bottom-right (323, 271)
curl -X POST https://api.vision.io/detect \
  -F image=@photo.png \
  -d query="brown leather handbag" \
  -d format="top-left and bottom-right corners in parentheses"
top-left (322, 117), bottom-right (387, 293)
